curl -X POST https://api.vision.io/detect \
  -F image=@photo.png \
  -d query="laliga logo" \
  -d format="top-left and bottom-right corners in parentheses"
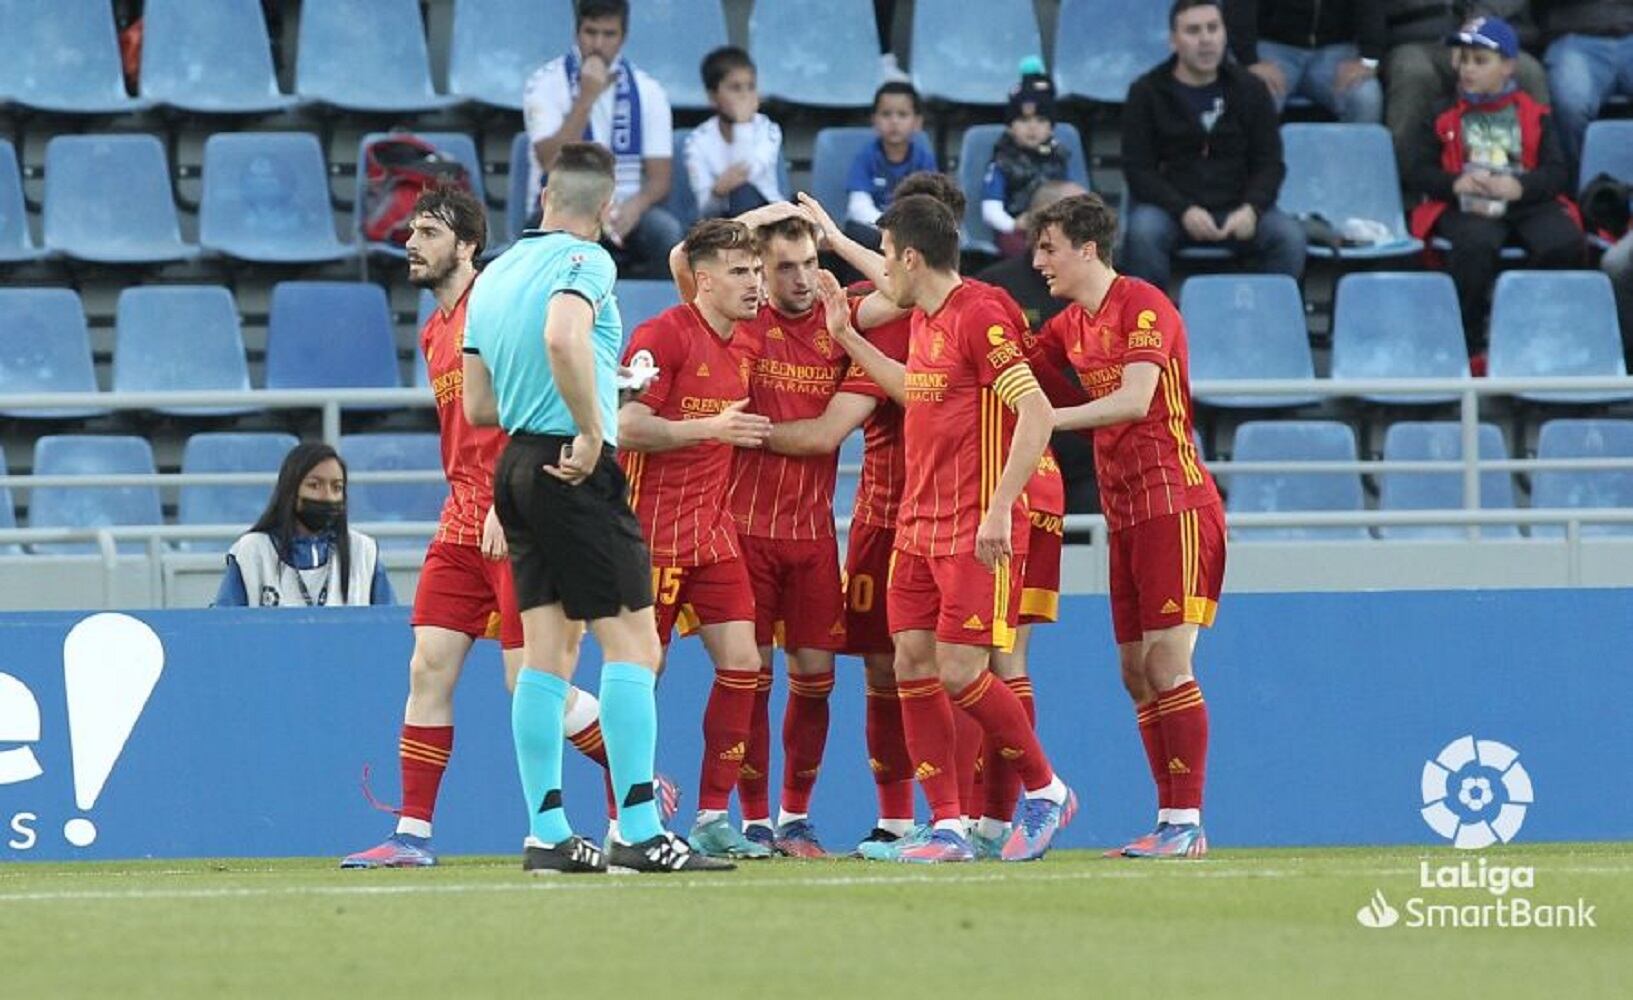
top-left (0, 614), bottom-right (164, 848)
top-left (1420, 735), bottom-right (1533, 849)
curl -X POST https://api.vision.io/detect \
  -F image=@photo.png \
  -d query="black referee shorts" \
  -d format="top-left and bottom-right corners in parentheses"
top-left (493, 433), bottom-right (654, 621)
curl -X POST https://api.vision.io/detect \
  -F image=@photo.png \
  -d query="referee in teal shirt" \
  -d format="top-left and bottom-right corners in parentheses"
top-left (463, 142), bottom-right (731, 875)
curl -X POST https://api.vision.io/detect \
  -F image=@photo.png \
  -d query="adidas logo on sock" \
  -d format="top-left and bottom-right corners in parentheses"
top-left (720, 741), bottom-right (746, 761)
top-left (738, 764), bottom-right (764, 780)
top-left (1168, 756), bottom-right (1191, 775)
top-left (797, 766), bottom-right (821, 779)
top-left (913, 761), bottom-right (942, 780)
top-left (999, 746), bottom-right (1024, 760)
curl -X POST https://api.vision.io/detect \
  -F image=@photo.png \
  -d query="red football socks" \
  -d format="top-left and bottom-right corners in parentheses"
top-left (982, 676), bottom-right (1035, 822)
top-left (737, 667), bottom-right (775, 823)
top-left (865, 682), bottom-right (915, 821)
top-left (952, 672), bottom-right (1052, 791)
top-left (954, 706), bottom-right (985, 818)
top-left (1156, 680), bottom-right (1209, 811)
top-left (699, 669), bottom-right (759, 812)
top-left (897, 677), bottom-right (961, 823)
top-left (1136, 698), bottom-right (1170, 811)
top-left (781, 670), bottom-right (834, 815)
top-left (398, 724), bottom-right (453, 824)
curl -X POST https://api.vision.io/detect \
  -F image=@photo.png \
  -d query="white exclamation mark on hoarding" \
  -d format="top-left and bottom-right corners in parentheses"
top-left (61, 613), bottom-right (165, 847)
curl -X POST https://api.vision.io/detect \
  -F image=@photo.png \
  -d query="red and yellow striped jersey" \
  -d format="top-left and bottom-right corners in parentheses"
top-left (726, 302), bottom-right (849, 540)
top-left (839, 285), bottom-right (910, 530)
top-left (618, 304), bottom-right (750, 567)
top-left (421, 281), bottom-right (506, 548)
top-left (1038, 276), bottom-right (1220, 531)
top-left (896, 282), bottom-right (1041, 558)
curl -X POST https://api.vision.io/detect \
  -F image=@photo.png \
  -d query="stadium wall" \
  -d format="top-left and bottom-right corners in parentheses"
top-left (0, 594), bottom-right (1624, 862)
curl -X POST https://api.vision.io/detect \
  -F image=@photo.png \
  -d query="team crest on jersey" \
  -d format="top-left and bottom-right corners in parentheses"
top-left (929, 327), bottom-right (946, 360)
top-left (814, 331), bottom-right (834, 357)
top-left (1099, 325), bottom-right (1116, 356)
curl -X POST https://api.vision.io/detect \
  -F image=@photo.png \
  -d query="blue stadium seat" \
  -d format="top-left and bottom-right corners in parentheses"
top-left (200, 132), bottom-right (355, 264)
top-left (1226, 421), bottom-right (1370, 540)
top-left (750, 0), bottom-right (882, 108)
top-left (957, 123), bottom-right (1089, 254)
top-left (296, 0), bottom-right (455, 112)
top-left (112, 286), bottom-right (253, 417)
top-left (1279, 124), bottom-right (1422, 259)
top-left (0, 140), bottom-right (43, 263)
top-left (139, 0), bottom-right (298, 114)
top-left (1378, 422), bottom-right (1517, 539)
top-left (1330, 272), bottom-right (1467, 403)
top-left (623, 0), bottom-right (730, 111)
top-left (29, 436), bottom-right (162, 555)
top-left (0, 442), bottom-right (15, 554)
top-left (1054, 0), bottom-right (1168, 104)
top-left (341, 433), bottom-right (445, 548)
top-left (1487, 270), bottom-right (1632, 404)
top-left (264, 283), bottom-right (400, 392)
top-left (0, 0), bottom-right (150, 114)
top-left (1532, 419), bottom-right (1633, 538)
top-left (911, 0), bottom-right (1042, 106)
top-left (44, 135), bottom-right (198, 264)
top-left (1578, 120), bottom-right (1633, 191)
top-left (447, 0), bottom-right (573, 111)
top-left (618, 281), bottom-right (680, 334)
top-left (0, 288), bottom-right (106, 420)
top-left (809, 127), bottom-right (879, 224)
top-left (177, 432), bottom-right (301, 550)
top-left (1180, 275), bottom-right (1320, 408)
top-left (413, 290), bottom-right (436, 388)
top-left (507, 132), bottom-right (536, 244)
top-left (355, 132), bottom-right (487, 256)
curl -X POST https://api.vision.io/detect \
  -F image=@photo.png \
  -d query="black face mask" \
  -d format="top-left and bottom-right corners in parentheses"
top-left (295, 498), bottom-right (345, 534)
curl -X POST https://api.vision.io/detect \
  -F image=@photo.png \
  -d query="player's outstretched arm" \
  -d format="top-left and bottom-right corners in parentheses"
top-left (619, 399), bottom-right (770, 453)
top-left (668, 241), bottom-right (697, 303)
top-left (977, 381), bottom-right (1052, 570)
top-left (767, 392), bottom-right (876, 456)
top-left (542, 292), bottom-right (604, 483)
top-left (462, 352), bottom-right (500, 427)
top-left (797, 191), bottom-right (888, 292)
top-left (817, 270), bottom-right (907, 405)
top-left (1053, 362), bottom-right (1160, 432)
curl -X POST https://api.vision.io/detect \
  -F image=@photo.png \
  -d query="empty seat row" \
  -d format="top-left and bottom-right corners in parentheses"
top-left (0, 432), bottom-right (445, 555)
top-left (1226, 419), bottom-right (1633, 540)
top-left (1185, 271), bottom-right (1629, 408)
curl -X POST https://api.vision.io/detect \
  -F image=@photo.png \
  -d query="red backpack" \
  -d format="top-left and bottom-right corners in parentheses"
top-left (362, 135), bottom-right (472, 244)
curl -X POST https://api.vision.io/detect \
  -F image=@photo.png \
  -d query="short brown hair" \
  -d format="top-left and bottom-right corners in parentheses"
top-left (876, 194), bottom-right (959, 271)
top-left (683, 218), bottom-right (755, 269)
top-left (893, 171), bottom-right (966, 221)
top-left (545, 141), bottom-right (616, 218)
top-left (1029, 192), bottom-right (1118, 266)
top-left (754, 213), bottom-right (821, 252)
top-left (412, 182), bottom-right (487, 258)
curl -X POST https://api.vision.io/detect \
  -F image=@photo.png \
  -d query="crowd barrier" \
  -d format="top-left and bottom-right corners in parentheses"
top-left (0, 592), bottom-right (1627, 861)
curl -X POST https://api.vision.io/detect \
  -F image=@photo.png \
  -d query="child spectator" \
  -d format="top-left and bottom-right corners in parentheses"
top-left (982, 59), bottom-right (1073, 257)
top-left (684, 46), bottom-right (785, 218)
top-left (1405, 16), bottom-right (1582, 362)
top-left (844, 81), bottom-right (937, 246)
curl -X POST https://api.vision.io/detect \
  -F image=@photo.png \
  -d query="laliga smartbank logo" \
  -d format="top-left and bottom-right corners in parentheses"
top-left (0, 614), bottom-right (164, 851)
top-left (1354, 736), bottom-right (1596, 931)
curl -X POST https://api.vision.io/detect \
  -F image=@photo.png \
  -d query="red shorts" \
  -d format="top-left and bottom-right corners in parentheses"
top-left (1108, 504), bottom-right (1226, 645)
top-left (887, 549), bottom-right (1022, 651)
top-left (411, 540), bottom-right (523, 650)
top-left (651, 558), bottom-right (756, 646)
top-left (843, 521), bottom-right (896, 656)
top-left (1020, 511), bottom-right (1063, 625)
top-left (741, 535), bottom-right (846, 651)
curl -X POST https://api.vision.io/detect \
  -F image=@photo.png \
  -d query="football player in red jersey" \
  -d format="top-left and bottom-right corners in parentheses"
top-left (1031, 193), bottom-right (1224, 859)
top-left (827, 194), bottom-right (1076, 862)
top-left (617, 219), bottom-right (779, 860)
top-left (341, 186), bottom-right (674, 869)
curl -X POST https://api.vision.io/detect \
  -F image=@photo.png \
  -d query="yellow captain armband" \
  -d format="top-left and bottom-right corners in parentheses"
top-left (992, 364), bottom-right (1041, 409)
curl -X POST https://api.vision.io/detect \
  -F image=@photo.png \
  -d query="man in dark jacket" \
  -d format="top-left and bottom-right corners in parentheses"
top-left (1121, 0), bottom-right (1306, 291)
top-left (1226, 0), bottom-right (1386, 122)
top-left (1538, 0), bottom-right (1633, 171)
top-left (1405, 16), bottom-right (1582, 355)
top-left (1384, 1), bottom-right (1549, 165)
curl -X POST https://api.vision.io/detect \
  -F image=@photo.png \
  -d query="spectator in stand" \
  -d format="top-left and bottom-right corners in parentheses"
top-left (844, 82), bottom-right (937, 248)
top-left (522, 0), bottom-right (680, 276)
top-left (1226, 0), bottom-right (1386, 123)
top-left (685, 46), bottom-right (785, 219)
top-left (214, 443), bottom-right (394, 608)
top-left (1384, 1), bottom-right (1549, 166)
top-left (1603, 230), bottom-right (1633, 357)
top-left (1405, 15), bottom-right (1582, 364)
top-left (1121, 0), bottom-right (1306, 292)
top-left (981, 59), bottom-right (1074, 258)
top-left (1538, 0), bottom-right (1633, 174)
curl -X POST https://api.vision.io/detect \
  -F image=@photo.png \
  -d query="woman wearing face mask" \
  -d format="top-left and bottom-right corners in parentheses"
top-left (213, 443), bottom-right (396, 607)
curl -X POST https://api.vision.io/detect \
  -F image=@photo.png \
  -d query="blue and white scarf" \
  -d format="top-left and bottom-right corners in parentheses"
top-left (563, 49), bottom-right (645, 198)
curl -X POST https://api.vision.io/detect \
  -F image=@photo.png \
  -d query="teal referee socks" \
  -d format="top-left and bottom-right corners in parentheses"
top-left (599, 661), bottom-right (664, 844)
top-left (513, 668), bottom-right (573, 846)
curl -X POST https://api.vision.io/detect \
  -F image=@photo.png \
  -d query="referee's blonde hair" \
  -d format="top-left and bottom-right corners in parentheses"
top-left (543, 142), bottom-right (616, 221)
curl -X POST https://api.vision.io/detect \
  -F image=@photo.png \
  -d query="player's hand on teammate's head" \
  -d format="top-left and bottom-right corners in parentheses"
top-left (815, 270), bottom-right (854, 339)
top-left (795, 192), bottom-right (840, 245)
top-left (709, 398), bottom-right (773, 448)
top-left (543, 432), bottom-right (602, 485)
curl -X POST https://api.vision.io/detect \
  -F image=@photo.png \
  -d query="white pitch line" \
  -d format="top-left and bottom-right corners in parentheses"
top-left (2, 861), bottom-right (1631, 903)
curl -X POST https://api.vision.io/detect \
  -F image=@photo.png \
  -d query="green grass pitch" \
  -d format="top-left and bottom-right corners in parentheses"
top-left (3, 843), bottom-right (1628, 999)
